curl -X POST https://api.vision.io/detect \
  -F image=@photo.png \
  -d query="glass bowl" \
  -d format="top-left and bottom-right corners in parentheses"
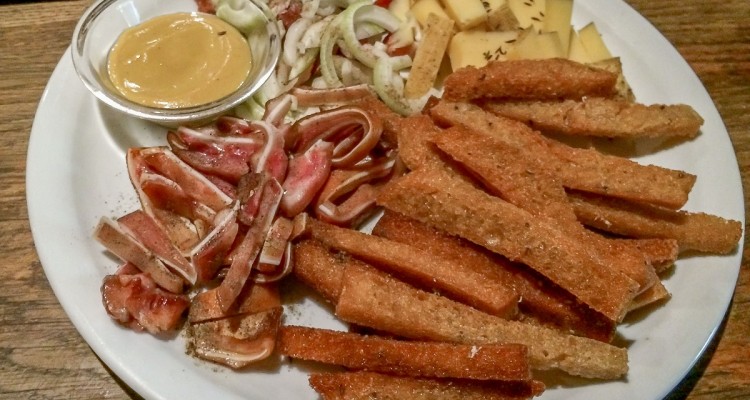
top-left (71, 0), bottom-right (280, 126)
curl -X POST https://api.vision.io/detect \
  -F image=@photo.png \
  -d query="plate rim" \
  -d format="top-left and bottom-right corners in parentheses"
top-left (26, 1), bottom-right (746, 399)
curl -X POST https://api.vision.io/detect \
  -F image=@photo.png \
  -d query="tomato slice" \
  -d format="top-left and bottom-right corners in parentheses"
top-left (374, 0), bottom-right (393, 8)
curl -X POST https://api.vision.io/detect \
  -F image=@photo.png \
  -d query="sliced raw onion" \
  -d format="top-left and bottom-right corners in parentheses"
top-left (339, 1), bottom-right (399, 68)
top-left (300, 0), bottom-right (320, 19)
top-left (319, 13), bottom-right (345, 88)
top-left (355, 21), bottom-right (386, 39)
top-left (215, 0), bottom-right (266, 35)
top-left (235, 97), bottom-right (266, 121)
top-left (373, 54), bottom-right (413, 116)
top-left (334, 56), bottom-right (373, 86)
top-left (299, 15), bottom-right (334, 51)
top-left (283, 17), bottom-right (314, 66)
top-left (289, 47), bottom-right (320, 82)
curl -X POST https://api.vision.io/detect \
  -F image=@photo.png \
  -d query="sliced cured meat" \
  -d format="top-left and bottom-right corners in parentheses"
top-left (101, 269), bottom-right (189, 334)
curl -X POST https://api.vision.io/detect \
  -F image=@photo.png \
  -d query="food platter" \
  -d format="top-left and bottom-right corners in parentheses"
top-left (27, 0), bottom-right (744, 399)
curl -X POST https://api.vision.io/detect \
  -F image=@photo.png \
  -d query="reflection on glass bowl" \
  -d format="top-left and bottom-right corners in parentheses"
top-left (71, 0), bottom-right (280, 127)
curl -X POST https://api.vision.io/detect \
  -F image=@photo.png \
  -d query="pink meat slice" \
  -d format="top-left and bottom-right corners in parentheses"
top-left (94, 217), bottom-right (185, 294)
top-left (140, 147), bottom-right (233, 211)
top-left (189, 282), bottom-right (280, 324)
top-left (189, 205), bottom-right (240, 283)
top-left (168, 126), bottom-right (263, 184)
top-left (118, 210), bottom-right (197, 285)
top-left (189, 307), bottom-right (282, 368)
top-left (216, 178), bottom-right (283, 312)
top-left (252, 121), bottom-right (288, 183)
top-left (101, 268), bottom-right (190, 334)
top-left (289, 106), bottom-right (383, 168)
top-left (139, 171), bottom-right (216, 224)
top-left (280, 140), bottom-right (334, 217)
top-left (258, 217), bottom-right (294, 268)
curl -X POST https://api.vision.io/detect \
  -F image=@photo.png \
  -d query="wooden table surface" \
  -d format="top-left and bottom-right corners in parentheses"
top-left (0, 0), bottom-right (747, 399)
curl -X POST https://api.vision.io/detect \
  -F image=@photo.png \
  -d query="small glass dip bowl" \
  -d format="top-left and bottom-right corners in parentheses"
top-left (71, 0), bottom-right (280, 126)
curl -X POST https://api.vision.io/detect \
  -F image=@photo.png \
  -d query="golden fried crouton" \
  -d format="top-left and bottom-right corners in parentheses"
top-left (309, 371), bottom-right (545, 400)
top-left (377, 168), bottom-right (639, 322)
top-left (335, 263), bottom-right (629, 379)
top-left (443, 58), bottom-right (617, 102)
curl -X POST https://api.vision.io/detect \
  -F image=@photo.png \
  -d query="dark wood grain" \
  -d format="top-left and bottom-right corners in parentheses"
top-left (0, 2), bottom-right (142, 399)
top-left (627, 2), bottom-right (750, 400)
top-left (0, 1), bottom-right (747, 399)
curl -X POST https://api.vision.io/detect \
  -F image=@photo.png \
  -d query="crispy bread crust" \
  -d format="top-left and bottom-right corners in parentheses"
top-left (335, 263), bottom-right (629, 379)
top-left (292, 240), bottom-right (349, 304)
top-left (483, 98), bottom-right (703, 139)
top-left (627, 281), bottom-right (671, 313)
top-left (430, 101), bottom-right (696, 209)
top-left (279, 325), bottom-right (531, 381)
top-left (568, 190), bottom-right (743, 254)
top-left (377, 168), bottom-right (639, 322)
top-left (443, 59), bottom-right (617, 102)
top-left (395, 115), bottom-right (450, 172)
top-left (372, 210), bottom-right (616, 342)
top-left (309, 371), bottom-right (545, 400)
top-left (309, 219), bottom-right (519, 318)
top-left (625, 238), bottom-right (680, 273)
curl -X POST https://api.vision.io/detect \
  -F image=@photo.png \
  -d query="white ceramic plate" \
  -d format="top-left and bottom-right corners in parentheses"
top-left (28, 1), bottom-right (745, 399)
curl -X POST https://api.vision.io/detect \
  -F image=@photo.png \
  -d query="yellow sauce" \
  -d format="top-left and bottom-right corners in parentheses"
top-left (107, 12), bottom-right (252, 109)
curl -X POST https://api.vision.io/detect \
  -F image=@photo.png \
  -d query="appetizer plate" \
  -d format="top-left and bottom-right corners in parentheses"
top-left (27, 0), bottom-right (744, 399)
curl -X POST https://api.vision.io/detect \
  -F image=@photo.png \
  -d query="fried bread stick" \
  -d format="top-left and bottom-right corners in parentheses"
top-left (377, 168), bottom-right (639, 322)
top-left (483, 98), bottom-right (704, 139)
top-left (430, 126), bottom-right (658, 294)
top-left (431, 126), bottom-right (576, 224)
top-left (309, 371), bottom-right (545, 400)
top-left (627, 281), bottom-right (671, 313)
top-left (568, 190), bottom-right (743, 254)
top-left (430, 101), bottom-right (696, 209)
top-left (279, 326), bottom-right (531, 381)
top-left (372, 210), bottom-right (616, 342)
top-left (590, 57), bottom-right (635, 102)
top-left (395, 114), bottom-right (450, 172)
top-left (292, 239), bottom-right (351, 304)
top-left (335, 262), bottom-right (629, 379)
top-left (544, 138), bottom-right (695, 209)
top-left (625, 238), bottom-right (680, 273)
top-left (309, 219), bottom-right (519, 318)
top-left (443, 58), bottom-right (617, 102)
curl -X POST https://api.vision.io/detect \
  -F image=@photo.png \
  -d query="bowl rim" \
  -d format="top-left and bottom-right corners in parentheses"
top-left (70, 0), bottom-right (281, 124)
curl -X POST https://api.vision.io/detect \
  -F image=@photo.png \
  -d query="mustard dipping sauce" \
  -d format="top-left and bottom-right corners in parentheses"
top-left (107, 12), bottom-right (252, 109)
